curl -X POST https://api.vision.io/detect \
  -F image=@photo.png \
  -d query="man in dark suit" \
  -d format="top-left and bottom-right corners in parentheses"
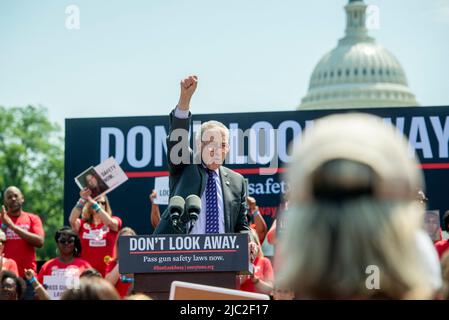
top-left (154, 75), bottom-right (249, 235)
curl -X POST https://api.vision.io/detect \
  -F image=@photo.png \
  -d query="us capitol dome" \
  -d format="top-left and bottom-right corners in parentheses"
top-left (299, 0), bottom-right (419, 109)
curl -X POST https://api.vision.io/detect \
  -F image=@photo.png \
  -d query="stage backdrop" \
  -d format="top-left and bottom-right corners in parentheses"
top-left (64, 106), bottom-right (449, 235)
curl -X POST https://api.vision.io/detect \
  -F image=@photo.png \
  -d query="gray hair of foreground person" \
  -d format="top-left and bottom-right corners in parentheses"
top-left (277, 113), bottom-right (437, 300)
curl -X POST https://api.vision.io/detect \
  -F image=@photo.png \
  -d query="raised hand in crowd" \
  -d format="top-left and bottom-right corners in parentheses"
top-left (246, 197), bottom-right (268, 244)
top-left (149, 189), bottom-right (161, 229)
top-left (69, 188), bottom-right (119, 234)
top-left (24, 268), bottom-right (50, 300)
top-left (80, 188), bottom-right (93, 201)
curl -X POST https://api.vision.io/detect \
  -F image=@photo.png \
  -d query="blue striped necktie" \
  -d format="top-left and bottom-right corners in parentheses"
top-left (205, 169), bottom-right (219, 233)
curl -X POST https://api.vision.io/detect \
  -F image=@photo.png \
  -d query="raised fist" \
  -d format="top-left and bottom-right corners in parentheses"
top-left (178, 75), bottom-right (198, 111)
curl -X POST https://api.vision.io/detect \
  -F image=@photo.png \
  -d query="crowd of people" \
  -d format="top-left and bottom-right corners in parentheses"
top-left (0, 183), bottom-right (279, 300)
top-left (1, 75), bottom-right (448, 301)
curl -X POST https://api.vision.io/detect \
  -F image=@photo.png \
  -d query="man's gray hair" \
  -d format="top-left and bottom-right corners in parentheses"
top-left (195, 120), bottom-right (230, 144)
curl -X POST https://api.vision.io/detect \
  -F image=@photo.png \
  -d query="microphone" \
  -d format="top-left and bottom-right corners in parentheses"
top-left (168, 196), bottom-right (185, 232)
top-left (185, 195), bottom-right (201, 233)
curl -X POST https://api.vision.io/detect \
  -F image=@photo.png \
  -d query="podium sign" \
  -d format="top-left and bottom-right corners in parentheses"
top-left (119, 233), bottom-right (250, 274)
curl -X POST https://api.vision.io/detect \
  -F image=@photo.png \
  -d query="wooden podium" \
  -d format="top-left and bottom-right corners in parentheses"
top-left (134, 271), bottom-right (238, 300)
top-left (119, 233), bottom-right (250, 300)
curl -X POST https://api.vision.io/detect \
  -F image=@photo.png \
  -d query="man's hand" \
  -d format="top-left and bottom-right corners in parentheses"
top-left (177, 75), bottom-right (198, 111)
top-left (0, 205), bottom-right (13, 228)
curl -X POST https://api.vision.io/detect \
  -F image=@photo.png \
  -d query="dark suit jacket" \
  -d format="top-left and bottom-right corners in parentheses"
top-left (153, 109), bottom-right (249, 235)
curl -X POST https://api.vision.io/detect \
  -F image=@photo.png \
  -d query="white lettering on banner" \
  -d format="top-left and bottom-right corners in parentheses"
top-left (101, 128), bottom-right (125, 163)
top-left (99, 116), bottom-right (449, 169)
top-left (277, 120), bottom-right (301, 163)
top-left (249, 121), bottom-right (275, 165)
top-left (203, 235), bottom-right (236, 250)
top-left (169, 236), bottom-right (201, 250)
top-left (229, 123), bottom-right (247, 164)
top-left (248, 178), bottom-right (288, 195)
top-left (127, 126), bottom-right (152, 168)
top-left (383, 117), bottom-right (405, 135)
top-left (409, 117), bottom-right (433, 159)
top-left (129, 237), bottom-right (168, 251)
top-left (130, 238), bottom-right (137, 251)
top-left (430, 116), bottom-right (449, 158)
top-left (154, 126), bottom-right (168, 166)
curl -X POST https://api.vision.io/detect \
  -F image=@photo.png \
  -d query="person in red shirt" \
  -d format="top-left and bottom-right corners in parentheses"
top-left (246, 197), bottom-right (267, 244)
top-left (0, 229), bottom-right (19, 276)
top-left (435, 210), bottom-right (449, 258)
top-left (105, 227), bottom-right (136, 298)
top-left (37, 226), bottom-right (91, 299)
top-left (239, 228), bottom-right (274, 295)
top-left (69, 188), bottom-right (122, 277)
top-left (0, 186), bottom-right (44, 278)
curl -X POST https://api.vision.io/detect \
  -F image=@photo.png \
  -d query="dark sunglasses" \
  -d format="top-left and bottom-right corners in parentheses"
top-left (58, 238), bottom-right (75, 245)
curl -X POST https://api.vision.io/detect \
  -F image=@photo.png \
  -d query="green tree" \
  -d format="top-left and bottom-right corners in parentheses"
top-left (0, 105), bottom-right (64, 261)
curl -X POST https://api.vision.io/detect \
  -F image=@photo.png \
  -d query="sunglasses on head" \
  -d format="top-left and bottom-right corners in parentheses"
top-left (58, 238), bottom-right (75, 245)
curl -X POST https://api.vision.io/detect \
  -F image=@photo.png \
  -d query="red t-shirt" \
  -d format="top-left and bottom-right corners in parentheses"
top-left (239, 256), bottom-right (274, 294)
top-left (1, 257), bottom-right (19, 276)
top-left (77, 217), bottom-right (122, 277)
top-left (37, 257), bottom-right (92, 284)
top-left (435, 239), bottom-right (449, 259)
top-left (1, 211), bottom-right (44, 277)
top-left (105, 259), bottom-right (132, 299)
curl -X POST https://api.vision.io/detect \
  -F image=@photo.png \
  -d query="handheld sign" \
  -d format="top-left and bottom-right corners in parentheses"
top-left (75, 157), bottom-right (128, 200)
top-left (119, 233), bottom-right (250, 274)
top-left (153, 176), bottom-right (169, 205)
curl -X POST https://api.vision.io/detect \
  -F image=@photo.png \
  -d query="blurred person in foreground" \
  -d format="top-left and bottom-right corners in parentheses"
top-left (277, 113), bottom-right (441, 300)
top-left (61, 277), bottom-right (120, 300)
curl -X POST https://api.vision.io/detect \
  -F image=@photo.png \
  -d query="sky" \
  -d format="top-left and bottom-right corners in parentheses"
top-left (1, 0), bottom-right (448, 129)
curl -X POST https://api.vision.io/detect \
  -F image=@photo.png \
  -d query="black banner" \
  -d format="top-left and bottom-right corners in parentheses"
top-left (64, 106), bottom-right (449, 235)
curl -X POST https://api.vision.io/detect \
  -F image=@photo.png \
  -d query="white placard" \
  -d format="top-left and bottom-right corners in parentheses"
top-left (74, 157), bottom-right (128, 200)
top-left (43, 275), bottom-right (78, 300)
top-left (154, 176), bottom-right (169, 205)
